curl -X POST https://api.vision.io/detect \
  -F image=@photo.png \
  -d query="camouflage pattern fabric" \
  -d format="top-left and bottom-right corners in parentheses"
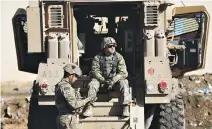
top-left (89, 52), bottom-right (128, 83)
top-left (55, 78), bottom-right (96, 129)
top-left (56, 114), bottom-right (78, 129)
top-left (63, 63), bottom-right (82, 76)
top-left (88, 78), bottom-right (131, 104)
top-left (88, 51), bottom-right (131, 104)
top-left (101, 37), bottom-right (117, 49)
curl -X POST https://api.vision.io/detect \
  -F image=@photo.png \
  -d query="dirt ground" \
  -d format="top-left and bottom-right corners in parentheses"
top-left (1, 74), bottom-right (212, 129)
top-left (1, 81), bottom-right (31, 129)
top-left (180, 74), bottom-right (212, 129)
top-left (1, 98), bottom-right (29, 129)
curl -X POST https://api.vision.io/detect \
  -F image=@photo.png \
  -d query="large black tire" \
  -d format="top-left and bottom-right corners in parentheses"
top-left (152, 94), bottom-right (185, 129)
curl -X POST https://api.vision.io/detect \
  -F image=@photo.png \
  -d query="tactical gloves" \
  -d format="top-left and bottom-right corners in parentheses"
top-left (105, 79), bottom-right (114, 90)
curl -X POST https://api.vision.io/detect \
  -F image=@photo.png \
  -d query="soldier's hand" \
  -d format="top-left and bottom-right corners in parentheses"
top-left (105, 80), bottom-right (114, 90)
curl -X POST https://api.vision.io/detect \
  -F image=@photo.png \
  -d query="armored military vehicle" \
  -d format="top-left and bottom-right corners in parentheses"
top-left (12, 0), bottom-right (210, 128)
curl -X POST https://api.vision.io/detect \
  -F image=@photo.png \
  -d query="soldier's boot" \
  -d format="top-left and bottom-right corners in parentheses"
top-left (120, 81), bottom-right (130, 117)
top-left (83, 104), bottom-right (93, 117)
top-left (122, 105), bottom-right (130, 117)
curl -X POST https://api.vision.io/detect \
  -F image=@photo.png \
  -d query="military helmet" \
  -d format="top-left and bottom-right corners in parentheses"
top-left (63, 63), bottom-right (82, 77)
top-left (102, 37), bottom-right (117, 49)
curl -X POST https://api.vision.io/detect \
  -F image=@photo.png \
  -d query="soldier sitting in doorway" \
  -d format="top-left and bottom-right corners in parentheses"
top-left (83, 37), bottom-right (131, 117)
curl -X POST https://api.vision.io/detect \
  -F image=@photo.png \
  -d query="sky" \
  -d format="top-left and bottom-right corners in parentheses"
top-left (1, 1), bottom-right (37, 82)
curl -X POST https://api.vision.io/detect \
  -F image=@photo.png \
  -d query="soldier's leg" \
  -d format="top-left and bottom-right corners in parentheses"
top-left (117, 79), bottom-right (131, 104)
top-left (56, 115), bottom-right (71, 129)
top-left (87, 79), bottom-right (100, 98)
top-left (83, 79), bottom-right (100, 117)
top-left (116, 79), bottom-right (131, 117)
top-left (69, 115), bottom-right (79, 129)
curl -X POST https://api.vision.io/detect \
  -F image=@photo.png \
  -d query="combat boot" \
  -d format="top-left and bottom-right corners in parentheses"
top-left (122, 106), bottom-right (130, 117)
top-left (83, 104), bottom-right (93, 117)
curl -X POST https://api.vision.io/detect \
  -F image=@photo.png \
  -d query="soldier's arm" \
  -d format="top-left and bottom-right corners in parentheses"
top-left (90, 56), bottom-right (105, 83)
top-left (61, 84), bottom-right (90, 109)
top-left (112, 54), bottom-right (128, 83)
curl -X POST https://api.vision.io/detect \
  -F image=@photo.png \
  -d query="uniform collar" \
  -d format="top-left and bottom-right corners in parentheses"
top-left (62, 78), bottom-right (70, 83)
top-left (102, 51), bottom-right (116, 57)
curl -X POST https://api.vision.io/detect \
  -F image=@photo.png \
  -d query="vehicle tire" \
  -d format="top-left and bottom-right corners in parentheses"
top-left (152, 94), bottom-right (185, 129)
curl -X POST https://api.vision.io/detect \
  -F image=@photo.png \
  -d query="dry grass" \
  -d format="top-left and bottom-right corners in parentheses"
top-left (1, 81), bottom-right (33, 87)
top-left (1, 81), bottom-right (33, 95)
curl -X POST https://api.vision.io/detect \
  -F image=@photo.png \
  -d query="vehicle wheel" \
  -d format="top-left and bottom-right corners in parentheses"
top-left (152, 94), bottom-right (185, 129)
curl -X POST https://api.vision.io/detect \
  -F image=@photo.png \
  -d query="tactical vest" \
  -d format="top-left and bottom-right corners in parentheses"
top-left (100, 52), bottom-right (118, 79)
top-left (55, 81), bottom-right (76, 114)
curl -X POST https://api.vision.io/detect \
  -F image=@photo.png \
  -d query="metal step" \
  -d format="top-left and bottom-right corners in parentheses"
top-left (87, 102), bottom-right (127, 116)
top-left (79, 116), bottom-right (130, 129)
top-left (96, 92), bottom-right (120, 102)
top-left (80, 116), bottom-right (129, 122)
top-left (80, 89), bottom-right (121, 102)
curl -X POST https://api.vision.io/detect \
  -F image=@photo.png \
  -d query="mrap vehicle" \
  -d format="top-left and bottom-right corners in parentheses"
top-left (12, 0), bottom-right (210, 129)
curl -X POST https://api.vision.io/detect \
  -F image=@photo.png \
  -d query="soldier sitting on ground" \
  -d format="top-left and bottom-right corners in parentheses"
top-left (83, 37), bottom-right (131, 117)
top-left (55, 63), bottom-right (97, 129)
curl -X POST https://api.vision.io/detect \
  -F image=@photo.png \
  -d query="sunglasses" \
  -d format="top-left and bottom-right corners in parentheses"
top-left (107, 45), bottom-right (115, 48)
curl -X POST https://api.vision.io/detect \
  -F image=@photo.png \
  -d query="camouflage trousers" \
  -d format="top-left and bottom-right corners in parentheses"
top-left (87, 79), bottom-right (131, 104)
top-left (56, 114), bottom-right (78, 129)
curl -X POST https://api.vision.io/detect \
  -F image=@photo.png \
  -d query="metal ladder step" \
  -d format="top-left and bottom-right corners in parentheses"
top-left (80, 116), bottom-right (129, 122)
top-left (79, 116), bottom-right (130, 129)
top-left (93, 102), bottom-right (123, 106)
top-left (86, 102), bottom-right (128, 116)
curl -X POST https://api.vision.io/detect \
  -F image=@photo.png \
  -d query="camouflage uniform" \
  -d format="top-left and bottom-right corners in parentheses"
top-left (55, 64), bottom-right (96, 129)
top-left (83, 37), bottom-right (131, 117)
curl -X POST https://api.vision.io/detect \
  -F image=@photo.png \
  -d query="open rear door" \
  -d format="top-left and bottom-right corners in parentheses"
top-left (12, 8), bottom-right (46, 74)
top-left (166, 6), bottom-right (210, 77)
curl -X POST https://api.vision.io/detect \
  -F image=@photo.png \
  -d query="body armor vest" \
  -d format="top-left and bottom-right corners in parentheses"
top-left (100, 52), bottom-right (118, 79)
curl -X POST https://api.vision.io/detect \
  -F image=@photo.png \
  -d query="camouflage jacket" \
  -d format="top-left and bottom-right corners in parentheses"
top-left (55, 78), bottom-right (87, 114)
top-left (89, 51), bottom-right (128, 83)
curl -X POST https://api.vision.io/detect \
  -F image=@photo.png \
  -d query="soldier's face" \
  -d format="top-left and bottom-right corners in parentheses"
top-left (68, 74), bottom-right (78, 84)
top-left (105, 44), bottom-right (116, 54)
